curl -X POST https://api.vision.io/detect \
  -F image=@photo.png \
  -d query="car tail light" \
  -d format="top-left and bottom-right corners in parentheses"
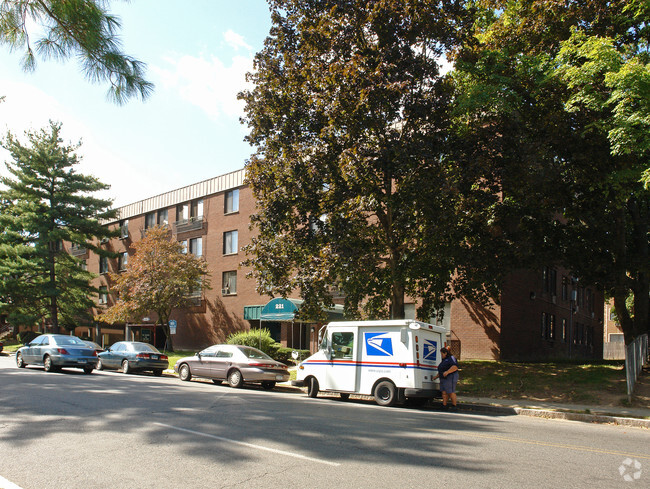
top-left (136, 353), bottom-right (151, 359)
top-left (56, 348), bottom-right (69, 355)
top-left (160, 355), bottom-right (168, 360)
top-left (249, 363), bottom-right (275, 368)
top-left (92, 351), bottom-right (98, 357)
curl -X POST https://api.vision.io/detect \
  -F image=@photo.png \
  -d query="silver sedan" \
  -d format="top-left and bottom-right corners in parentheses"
top-left (174, 344), bottom-right (290, 390)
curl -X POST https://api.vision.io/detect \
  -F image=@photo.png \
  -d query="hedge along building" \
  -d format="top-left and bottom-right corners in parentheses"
top-left (71, 168), bottom-right (603, 360)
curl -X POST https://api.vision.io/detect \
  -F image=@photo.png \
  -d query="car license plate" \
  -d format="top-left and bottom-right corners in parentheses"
top-left (276, 374), bottom-right (284, 380)
top-left (151, 355), bottom-right (159, 360)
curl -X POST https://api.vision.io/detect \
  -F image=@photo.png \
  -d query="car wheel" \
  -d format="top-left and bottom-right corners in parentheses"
top-left (43, 355), bottom-right (57, 372)
top-left (96, 359), bottom-right (104, 371)
top-left (374, 380), bottom-right (397, 407)
top-left (340, 392), bottom-right (350, 401)
top-left (178, 364), bottom-right (192, 382)
top-left (261, 381), bottom-right (276, 390)
top-left (83, 366), bottom-right (93, 374)
top-left (122, 359), bottom-right (131, 374)
top-left (307, 377), bottom-right (319, 398)
top-left (153, 369), bottom-right (163, 377)
top-left (16, 352), bottom-right (26, 368)
top-left (227, 369), bottom-right (243, 388)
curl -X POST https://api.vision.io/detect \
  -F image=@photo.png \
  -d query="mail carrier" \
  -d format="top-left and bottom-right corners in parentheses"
top-left (293, 320), bottom-right (446, 406)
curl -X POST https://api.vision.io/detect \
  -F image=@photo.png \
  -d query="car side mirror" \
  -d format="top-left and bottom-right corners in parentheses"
top-left (196, 352), bottom-right (201, 359)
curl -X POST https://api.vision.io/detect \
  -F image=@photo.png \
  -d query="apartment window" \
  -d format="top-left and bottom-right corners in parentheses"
top-left (541, 312), bottom-right (547, 339)
top-left (561, 276), bottom-right (568, 301)
top-left (119, 220), bottom-right (129, 239)
top-left (99, 256), bottom-right (108, 274)
top-left (145, 212), bottom-right (156, 229)
top-left (225, 189), bottom-right (239, 214)
top-left (177, 203), bottom-right (189, 222)
top-left (543, 266), bottom-right (557, 296)
top-left (98, 286), bottom-right (108, 305)
top-left (158, 208), bottom-right (169, 226)
top-left (118, 252), bottom-right (128, 271)
top-left (549, 314), bottom-right (555, 340)
top-left (222, 271), bottom-right (237, 295)
top-left (561, 318), bottom-right (567, 343)
top-left (190, 199), bottom-right (203, 219)
top-left (179, 240), bottom-right (188, 254)
top-left (223, 230), bottom-right (238, 255)
top-left (189, 237), bottom-right (202, 257)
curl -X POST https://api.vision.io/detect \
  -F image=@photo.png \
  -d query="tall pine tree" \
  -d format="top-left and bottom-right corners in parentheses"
top-left (0, 121), bottom-right (117, 332)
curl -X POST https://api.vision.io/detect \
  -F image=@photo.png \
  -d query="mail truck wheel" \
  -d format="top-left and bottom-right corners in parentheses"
top-left (374, 380), bottom-right (397, 406)
top-left (307, 377), bottom-right (319, 398)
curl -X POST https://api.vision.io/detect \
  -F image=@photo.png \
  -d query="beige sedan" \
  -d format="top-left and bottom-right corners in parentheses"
top-left (174, 344), bottom-right (290, 390)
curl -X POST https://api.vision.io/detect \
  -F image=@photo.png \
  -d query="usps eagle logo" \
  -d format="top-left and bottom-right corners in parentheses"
top-left (365, 333), bottom-right (394, 357)
top-left (423, 340), bottom-right (437, 361)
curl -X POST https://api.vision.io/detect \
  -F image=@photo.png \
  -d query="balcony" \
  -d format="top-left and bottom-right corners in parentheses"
top-left (69, 245), bottom-right (87, 257)
top-left (173, 216), bottom-right (204, 234)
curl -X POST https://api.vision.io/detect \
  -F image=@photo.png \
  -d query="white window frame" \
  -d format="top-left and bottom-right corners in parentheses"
top-left (223, 230), bottom-right (238, 255)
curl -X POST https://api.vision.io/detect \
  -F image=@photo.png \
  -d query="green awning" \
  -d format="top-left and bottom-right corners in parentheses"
top-left (260, 298), bottom-right (300, 321)
top-left (244, 299), bottom-right (345, 322)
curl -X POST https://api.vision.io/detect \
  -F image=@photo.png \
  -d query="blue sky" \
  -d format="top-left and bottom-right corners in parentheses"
top-left (0, 0), bottom-right (273, 207)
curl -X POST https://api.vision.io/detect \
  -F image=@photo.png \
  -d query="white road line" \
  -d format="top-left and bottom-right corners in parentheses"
top-left (153, 422), bottom-right (341, 466)
top-left (0, 475), bottom-right (25, 489)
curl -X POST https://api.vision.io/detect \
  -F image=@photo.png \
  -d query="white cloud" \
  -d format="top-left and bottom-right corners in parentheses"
top-left (224, 29), bottom-right (252, 52)
top-left (152, 30), bottom-right (255, 121)
top-left (0, 81), bottom-right (162, 208)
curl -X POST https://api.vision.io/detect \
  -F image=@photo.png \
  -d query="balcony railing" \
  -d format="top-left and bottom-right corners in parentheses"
top-left (173, 216), bottom-right (204, 234)
top-left (69, 245), bottom-right (87, 257)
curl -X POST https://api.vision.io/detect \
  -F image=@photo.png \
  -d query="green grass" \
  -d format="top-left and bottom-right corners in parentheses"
top-left (160, 350), bottom-right (196, 370)
top-left (459, 360), bottom-right (627, 404)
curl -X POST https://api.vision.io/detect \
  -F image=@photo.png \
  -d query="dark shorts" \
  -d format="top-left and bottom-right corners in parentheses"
top-left (440, 372), bottom-right (459, 394)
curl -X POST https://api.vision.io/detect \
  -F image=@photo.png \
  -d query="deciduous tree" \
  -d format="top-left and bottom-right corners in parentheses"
top-left (453, 0), bottom-right (650, 343)
top-left (241, 0), bottom-right (487, 321)
top-left (97, 226), bottom-right (210, 351)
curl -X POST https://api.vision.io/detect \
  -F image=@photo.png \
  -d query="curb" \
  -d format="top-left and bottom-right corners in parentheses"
top-left (456, 402), bottom-right (650, 428)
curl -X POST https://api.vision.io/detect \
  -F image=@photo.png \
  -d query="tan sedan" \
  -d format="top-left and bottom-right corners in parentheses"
top-left (174, 344), bottom-right (290, 390)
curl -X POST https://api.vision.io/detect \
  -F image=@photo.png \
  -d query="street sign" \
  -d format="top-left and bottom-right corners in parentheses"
top-left (169, 319), bottom-right (177, 335)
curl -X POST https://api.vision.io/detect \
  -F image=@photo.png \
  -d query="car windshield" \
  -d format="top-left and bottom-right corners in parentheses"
top-left (129, 342), bottom-right (160, 353)
top-left (237, 346), bottom-right (273, 361)
top-left (55, 336), bottom-right (88, 346)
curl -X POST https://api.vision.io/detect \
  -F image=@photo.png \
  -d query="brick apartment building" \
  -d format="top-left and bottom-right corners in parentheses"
top-left (69, 168), bottom-right (603, 360)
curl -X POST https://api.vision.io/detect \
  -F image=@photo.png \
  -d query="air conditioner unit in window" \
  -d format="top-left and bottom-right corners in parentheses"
top-left (222, 287), bottom-right (230, 295)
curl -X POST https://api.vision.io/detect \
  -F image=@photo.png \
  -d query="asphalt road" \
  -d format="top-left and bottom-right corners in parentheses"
top-left (0, 354), bottom-right (647, 489)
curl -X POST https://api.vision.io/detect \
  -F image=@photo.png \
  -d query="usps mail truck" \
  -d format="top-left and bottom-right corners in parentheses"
top-left (293, 320), bottom-right (446, 406)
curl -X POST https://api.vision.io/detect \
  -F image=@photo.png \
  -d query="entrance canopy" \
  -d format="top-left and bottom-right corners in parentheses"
top-left (243, 298), bottom-right (344, 322)
top-left (261, 298), bottom-right (300, 321)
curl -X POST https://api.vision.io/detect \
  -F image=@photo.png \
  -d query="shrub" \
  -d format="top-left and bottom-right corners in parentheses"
top-left (227, 329), bottom-right (276, 355)
top-left (226, 329), bottom-right (310, 365)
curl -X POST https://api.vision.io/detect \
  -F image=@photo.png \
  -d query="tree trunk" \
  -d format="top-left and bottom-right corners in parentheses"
top-left (390, 282), bottom-right (405, 319)
top-left (160, 316), bottom-right (173, 352)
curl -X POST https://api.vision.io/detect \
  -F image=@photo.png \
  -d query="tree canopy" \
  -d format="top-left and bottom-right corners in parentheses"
top-left (0, 120), bottom-right (117, 331)
top-left (452, 0), bottom-right (650, 343)
top-left (96, 225), bottom-right (210, 351)
top-left (0, 0), bottom-right (153, 103)
top-left (241, 0), bottom-right (492, 321)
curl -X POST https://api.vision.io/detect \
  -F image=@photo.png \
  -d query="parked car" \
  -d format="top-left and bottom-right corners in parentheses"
top-left (83, 340), bottom-right (105, 354)
top-left (0, 340), bottom-right (3, 354)
top-left (174, 344), bottom-right (290, 390)
top-left (97, 341), bottom-right (168, 376)
top-left (15, 334), bottom-right (98, 374)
